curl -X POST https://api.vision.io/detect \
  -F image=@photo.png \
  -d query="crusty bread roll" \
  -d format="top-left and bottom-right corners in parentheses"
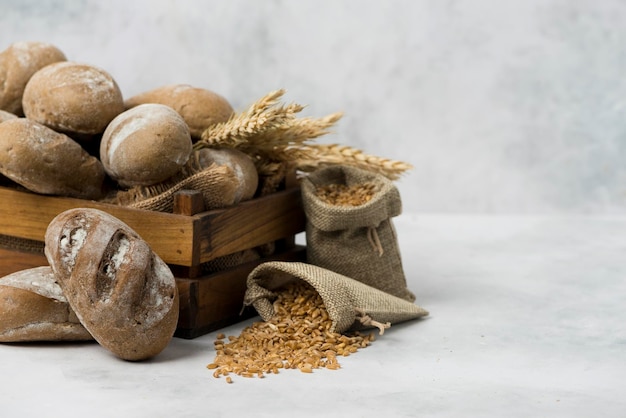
top-left (0, 118), bottom-right (105, 199)
top-left (100, 103), bottom-right (192, 187)
top-left (195, 147), bottom-right (258, 202)
top-left (22, 61), bottom-right (124, 136)
top-left (0, 109), bottom-right (17, 123)
top-left (0, 41), bottom-right (67, 116)
top-left (0, 266), bottom-right (93, 342)
top-left (44, 208), bottom-right (179, 361)
top-left (125, 84), bottom-right (234, 139)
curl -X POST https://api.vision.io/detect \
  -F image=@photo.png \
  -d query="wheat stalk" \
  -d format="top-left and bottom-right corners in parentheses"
top-left (292, 144), bottom-right (413, 180)
top-left (196, 89), bottom-right (412, 181)
top-left (196, 89), bottom-right (304, 149)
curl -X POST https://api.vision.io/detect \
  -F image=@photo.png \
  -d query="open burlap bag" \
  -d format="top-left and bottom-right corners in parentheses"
top-left (301, 165), bottom-right (415, 302)
top-left (244, 261), bottom-right (428, 334)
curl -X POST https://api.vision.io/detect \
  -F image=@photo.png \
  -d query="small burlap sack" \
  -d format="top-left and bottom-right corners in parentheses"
top-left (301, 165), bottom-right (415, 301)
top-left (244, 261), bottom-right (428, 334)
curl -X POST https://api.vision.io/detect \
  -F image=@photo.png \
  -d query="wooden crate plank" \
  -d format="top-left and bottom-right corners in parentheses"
top-left (0, 247), bottom-right (48, 277)
top-left (196, 187), bottom-right (306, 263)
top-left (0, 186), bottom-right (198, 266)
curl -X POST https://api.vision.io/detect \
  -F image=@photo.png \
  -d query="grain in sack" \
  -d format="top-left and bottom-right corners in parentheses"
top-left (301, 165), bottom-right (415, 301)
top-left (208, 261), bottom-right (427, 382)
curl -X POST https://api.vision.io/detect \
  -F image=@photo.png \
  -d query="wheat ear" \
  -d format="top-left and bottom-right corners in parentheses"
top-left (196, 89), bottom-right (303, 149)
top-left (293, 144), bottom-right (413, 180)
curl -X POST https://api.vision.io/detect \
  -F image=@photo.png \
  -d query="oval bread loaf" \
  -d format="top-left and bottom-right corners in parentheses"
top-left (22, 61), bottom-right (124, 135)
top-left (100, 103), bottom-right (192, 187)
top-left (125, 84), bottom-right (234, 139)
top-left (195, 147), bottom-right (258, 202)
top-left (0, 41), bottom-right (67, 116)
top-left (0, 118), bottom-right (105, 199)
top-left (0, 266), bottom-right (93, 342)
top-left (44, 208), bottom-right (179, 361)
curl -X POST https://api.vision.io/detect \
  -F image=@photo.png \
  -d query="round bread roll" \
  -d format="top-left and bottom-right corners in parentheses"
top-left (125, 84), bottom-right (234, 139)
top-left (44, 208), bottom-right (179, 361)
top-left (100, 103), bottom-right (192, 187)
top-left (195, 147), bottom-right (258, 202)
top-left (0, 266), bottom-right (93, 342)
top-left (0, 118), bottom-right (105, 199)
top-left (0, 41), bottom-right (66, 116)
top-left (22, 61), bottom-right (124, 135)
top-left (0, 109), bottom-right (17, 123)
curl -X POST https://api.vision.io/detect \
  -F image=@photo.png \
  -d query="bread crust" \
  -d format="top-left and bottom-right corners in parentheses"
top-left (100, 103), bottom-right (192, 187)
top-left (22, 61), bottom-right (124, 135)
top-left (0, 41), bottom-right (67, 116)
top-left (125, 84), bottom-right (234, 139)
top-left (195, 147), bottom-right (258, 202)
top-left (0, 118), bottom-right (105, 199)
top-left (0, 266), bottom-right (93, 342)
top-left (45, 208), bottom-right (179, 361)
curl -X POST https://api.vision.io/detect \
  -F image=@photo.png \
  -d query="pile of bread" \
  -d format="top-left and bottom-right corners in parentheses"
top-left (0, 41), bottom-right (259, 360)
top-left (0, 40), bottom-right (258, 203)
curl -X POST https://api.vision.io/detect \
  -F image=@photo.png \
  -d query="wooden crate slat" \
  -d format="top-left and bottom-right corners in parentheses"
top-left (196, 187), bottom-right (306, 263)
top-left (0, 186), bottom-right (196, 265)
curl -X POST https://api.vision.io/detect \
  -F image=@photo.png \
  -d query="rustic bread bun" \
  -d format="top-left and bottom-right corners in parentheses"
top-left (0, 110), bottom-right (17, 123)
top-left (195, 147), bottom-right (258, 202)
top-left (0, 41), bottom-right (66, 116)
top-left (100, 103), bottom-right (192, 187)
top-left (22, 61), bottom-right (124, 135)
top-left (44, 208), bottom-right (179, 361)
top-left (0, 118), bottom-right (105, 199)
top-left (0, 266), bottom-right (93, 342)
top-left (125, 84), bottom-right (234, 139)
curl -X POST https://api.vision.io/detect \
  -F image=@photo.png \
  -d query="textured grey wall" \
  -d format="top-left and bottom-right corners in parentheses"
top-left (2, 0), bottom-right (625, 213)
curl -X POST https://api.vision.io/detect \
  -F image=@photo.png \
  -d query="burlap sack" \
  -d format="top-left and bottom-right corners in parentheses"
top-left (244, 261), bottom-right (428, 334)
top-left (111, 163), bottom-right (239, 212)
top-left (301, 165), bottom-right (415, 301)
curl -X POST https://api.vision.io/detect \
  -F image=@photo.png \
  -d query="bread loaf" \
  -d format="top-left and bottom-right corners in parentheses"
top-left (0, 118), bottom-right (105, 199)
top-left (0, 266), bottom-right (93, 342)
top-left (100, 103), bottom-right (192, 187)
top-left (125, 84), bottom-right (234, 139)
top-left (22, 61), bottom-right (124, 136)
top-left (0, 110), bottom-right (17, 123)
top-left (44, 208), bottom-right (179, 361)
top-left (0, 41), bottom-right (66, 116)
top-left (195, 147), bottom-right (258, 202)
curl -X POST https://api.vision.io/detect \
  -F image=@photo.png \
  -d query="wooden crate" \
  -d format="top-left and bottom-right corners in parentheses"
top-left (0, 182), bottom-right (306, 339)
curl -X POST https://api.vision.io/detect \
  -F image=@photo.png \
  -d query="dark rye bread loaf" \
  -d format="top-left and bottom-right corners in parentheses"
top-left (45, 208), bottom-right (179, 361)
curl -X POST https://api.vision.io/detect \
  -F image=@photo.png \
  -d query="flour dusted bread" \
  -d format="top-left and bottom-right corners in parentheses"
top-left (22, 61), bottom-right (124, 136)
top-left (100, 103), bottom-right (192, 187)
top-left (125, 84), bottom-right (234, 139)
top-left (0, 118), bottom-right (105, 199)
top-left (195, 147), bottom-right (258, 202)
top-left (0, 41), bottom-right (67, 116)
top-left (0, 110), bottom-right (17, 123)
top-left (44, 208), bottom-right (179, 361)
top-left (0, 266), bottom-right (93, 342)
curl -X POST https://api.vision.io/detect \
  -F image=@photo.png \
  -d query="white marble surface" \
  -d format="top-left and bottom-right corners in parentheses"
top-left (2, 0), bottom-right (626, 214)
top-left (1, 214), bottom-right (624, 417)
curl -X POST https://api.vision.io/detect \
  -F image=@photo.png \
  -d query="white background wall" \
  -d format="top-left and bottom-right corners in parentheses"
top-left (2, 0), bottom-right (625, 214)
